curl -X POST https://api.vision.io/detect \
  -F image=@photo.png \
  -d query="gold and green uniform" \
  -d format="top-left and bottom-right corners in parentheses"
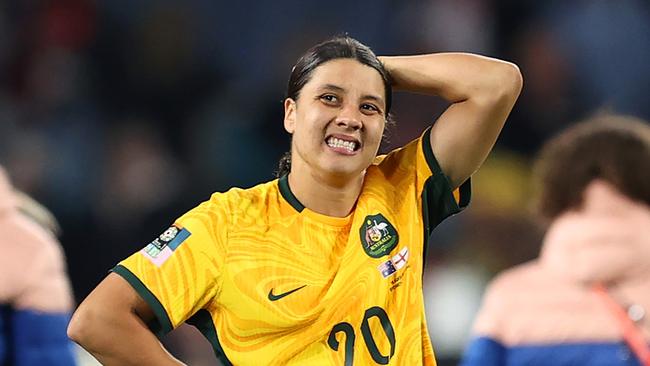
top-left (114, 128), bottom-right (470, 365)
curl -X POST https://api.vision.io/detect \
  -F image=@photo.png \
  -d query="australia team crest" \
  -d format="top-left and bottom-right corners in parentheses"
top-left (359, 213), bottom-right (399, 258)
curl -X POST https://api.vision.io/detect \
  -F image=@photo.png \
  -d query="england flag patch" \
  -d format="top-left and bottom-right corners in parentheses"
top-left (377, 247), bottom-right (409, 278)
top-left (391, 247), bottom-right (409, 270)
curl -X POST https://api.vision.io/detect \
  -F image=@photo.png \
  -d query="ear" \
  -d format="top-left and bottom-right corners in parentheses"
top-left (283, 98), bottom-right (296, 134)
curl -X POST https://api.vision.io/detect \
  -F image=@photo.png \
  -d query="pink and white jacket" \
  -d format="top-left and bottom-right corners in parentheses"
top-left (461, 181), bottom-right (650, 366)
top-left (0, 167), bottom-right (77, 366)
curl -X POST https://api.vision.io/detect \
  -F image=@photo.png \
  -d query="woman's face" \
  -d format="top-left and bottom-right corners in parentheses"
top-left (284, 58), bottom-right (387, 181)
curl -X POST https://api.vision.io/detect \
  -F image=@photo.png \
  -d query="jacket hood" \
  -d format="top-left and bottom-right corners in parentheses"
top-left (540, 180), bottom-right (650, 285)
top-left (0, 167), bottom-right (17, 215)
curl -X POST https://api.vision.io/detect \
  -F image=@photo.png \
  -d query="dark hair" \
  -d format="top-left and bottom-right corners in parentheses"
top-left (276, 35), bottom-right (393, 178)
top-left (533, 113), bottom-right (650, 220)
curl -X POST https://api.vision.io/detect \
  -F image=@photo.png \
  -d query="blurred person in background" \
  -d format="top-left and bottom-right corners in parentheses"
top-left (68, 35), bottom-right (521, 365)
top-left (0, 166), bottom-right (77, 366)
top-left (461, 114), bottom-right (650, 366)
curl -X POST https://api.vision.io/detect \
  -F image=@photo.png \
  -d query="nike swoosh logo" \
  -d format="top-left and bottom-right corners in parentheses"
top-left (268, 285), bottom-right (307, 301)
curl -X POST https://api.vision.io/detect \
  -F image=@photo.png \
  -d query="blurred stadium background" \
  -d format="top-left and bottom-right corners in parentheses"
top-left (0, 1), bottom-right (648, 365)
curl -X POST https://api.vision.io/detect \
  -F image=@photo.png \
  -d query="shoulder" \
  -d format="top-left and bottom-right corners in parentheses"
top-left (0, 211), bottom-right (71, 310)
top-left (209, 179), bottom-right (278, 215)
top-left (486, 261), bottom-right (550, 296)
top-left (0, 168), bottom-right (61, 260)
top-left (367, 134), bottom-right (428, 192)
top-left (371, 129), bottom-right (447, 185)
top-left (179, 179), bottom-right (280, 230)
top-left (372, 136), bottom-right (422, 171)
top-left (473, 260), bottom-right (616, 346)
top-left (0, 211), bottom-right (65, 269)
top-left (472, 261), bottom-right (546, 337)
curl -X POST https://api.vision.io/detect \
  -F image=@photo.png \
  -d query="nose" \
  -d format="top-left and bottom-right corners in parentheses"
top-left (335, 104), bottom-right (362, 131)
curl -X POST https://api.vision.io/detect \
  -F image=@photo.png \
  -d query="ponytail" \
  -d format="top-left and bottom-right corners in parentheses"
top-left (275, 151), bottom-right (292, 178)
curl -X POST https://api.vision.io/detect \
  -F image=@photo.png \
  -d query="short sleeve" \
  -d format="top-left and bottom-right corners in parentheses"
top-left (113, 196), bottom-right (229, 337)
top-left (419, 126), bottom-right (471, 234)
top-left (376, 127), bottom-right (471, 236)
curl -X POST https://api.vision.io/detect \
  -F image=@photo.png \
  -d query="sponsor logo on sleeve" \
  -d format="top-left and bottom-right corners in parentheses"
top-left (141, 225), bottom-right (191, 267)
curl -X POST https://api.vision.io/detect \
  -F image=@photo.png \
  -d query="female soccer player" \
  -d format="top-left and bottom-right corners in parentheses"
top-left (68, 36), bottom-right (522, 365)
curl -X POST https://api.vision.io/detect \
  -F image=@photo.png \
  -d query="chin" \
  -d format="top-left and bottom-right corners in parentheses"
top-left (320, 163), bottom-right (364, 179)
top-left (313, 154), bottom-right (372, 180)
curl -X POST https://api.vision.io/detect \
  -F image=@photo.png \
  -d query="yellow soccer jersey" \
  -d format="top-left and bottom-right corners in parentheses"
top-left (114, 127), bottom-right (470, 365)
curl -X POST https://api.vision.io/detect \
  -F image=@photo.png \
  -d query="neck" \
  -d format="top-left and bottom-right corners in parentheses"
top-left (288, 169), bottom-right (364, 218)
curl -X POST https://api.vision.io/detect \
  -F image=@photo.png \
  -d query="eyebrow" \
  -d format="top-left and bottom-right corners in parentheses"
top-left (318, 84), bottom-right (385, 105)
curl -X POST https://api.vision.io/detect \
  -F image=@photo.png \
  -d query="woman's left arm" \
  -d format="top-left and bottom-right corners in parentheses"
top-left (380, 53), bottom-right (523, 189)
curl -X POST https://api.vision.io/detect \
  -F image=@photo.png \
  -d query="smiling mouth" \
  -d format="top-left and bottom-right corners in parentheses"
top-left (325, 136), bottom-right (361, 154)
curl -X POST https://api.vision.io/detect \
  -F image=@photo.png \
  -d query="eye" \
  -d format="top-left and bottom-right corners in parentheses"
top-left (361, 103), bottom-right (381, 115)
top-left (319, 94), bottom-right (339, 105)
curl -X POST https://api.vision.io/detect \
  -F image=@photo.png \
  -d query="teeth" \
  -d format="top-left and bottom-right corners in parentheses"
top-left (327, 137), bottom-right (357, 152)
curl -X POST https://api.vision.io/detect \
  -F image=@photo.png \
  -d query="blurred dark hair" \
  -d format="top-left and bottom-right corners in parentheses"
top-left (276, 35), bottom-right (394, 178)
top-left (533, 113), bottom-right (650, 220)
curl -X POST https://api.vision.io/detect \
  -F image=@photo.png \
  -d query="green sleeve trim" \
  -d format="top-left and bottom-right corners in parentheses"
top-left (421, 175), bottom-right (471, 235)
top-left (422, 127), bottom-right (441, 176)
top-left (420, 127), bottom-right (472, 269)
top-left (420, 127), bottom-right (471, 226)
top-left (186, 309), bottom-right (233, 365)
top-left (111, 265), bottom-right (173, 337)
top-left (278, 174), bottom-right (305, 212)
top-left (457, 178), bottom-right (472, 208)
top-left (421, 184), bottom-right (433, 267)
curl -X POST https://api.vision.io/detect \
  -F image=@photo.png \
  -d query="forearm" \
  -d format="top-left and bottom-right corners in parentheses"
top-left (68, 274), bottom-right (186, 366)
top-left (380, 53), bottom-right (522, 103)
top-left (68, 306), bottom-right (184, 366)
top-left (380, 53), bottom-right (522, 188)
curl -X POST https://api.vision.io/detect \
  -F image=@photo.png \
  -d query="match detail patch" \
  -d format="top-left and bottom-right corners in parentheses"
top-left (141, 225), bottom-right (191, 267)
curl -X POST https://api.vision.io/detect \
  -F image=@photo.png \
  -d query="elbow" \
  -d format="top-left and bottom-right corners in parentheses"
top-left (496, 62), bottom-right (523, 101)
top-left (475, 61), bottom-right (523, 108)
top-left (67, 305), bottom-right (98, 348)
top-left (67, 307), bottom-right (86, 345)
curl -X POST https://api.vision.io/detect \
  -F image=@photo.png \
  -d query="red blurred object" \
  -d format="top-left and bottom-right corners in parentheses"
top-left (37, 0), bottom-right (96, 50)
